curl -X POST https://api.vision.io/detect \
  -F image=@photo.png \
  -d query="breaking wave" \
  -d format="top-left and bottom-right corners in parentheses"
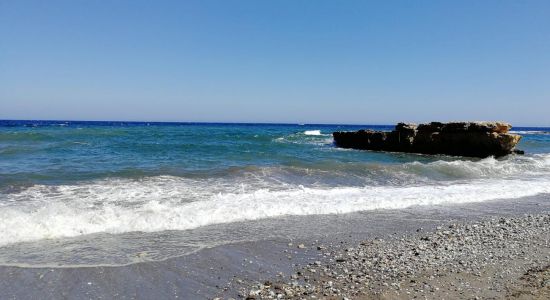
top-left (510, 130), bottom-right (550, 135)
top-left (1, 166), bottom-right (550, 246)
top-left (401, 154), bottom-right (550, 179)
top-left (304, 130), bottom-right (323, 136)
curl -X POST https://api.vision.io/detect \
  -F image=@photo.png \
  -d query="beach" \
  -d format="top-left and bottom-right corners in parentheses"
top-left (233, 204), bottom-right (550, 299)
top-left (1, 121), bottom-right (549, 299)
top-left (4, 1), bottom-right (550, 298)
top-left (0, 194), bottom-right (548, 299)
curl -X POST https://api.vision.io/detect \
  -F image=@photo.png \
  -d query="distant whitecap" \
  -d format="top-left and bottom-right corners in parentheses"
top-left (304, 130), bottom-right (322, 135)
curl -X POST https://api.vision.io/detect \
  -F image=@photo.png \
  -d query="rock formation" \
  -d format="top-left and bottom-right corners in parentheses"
top-left (333, 122), bottom-right (522, 157)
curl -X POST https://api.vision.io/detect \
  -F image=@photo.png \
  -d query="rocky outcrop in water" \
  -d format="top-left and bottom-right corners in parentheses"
top-left (333, 121), bottom-right (522, 157)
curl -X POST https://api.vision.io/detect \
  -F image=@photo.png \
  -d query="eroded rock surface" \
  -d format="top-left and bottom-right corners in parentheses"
top-left (333, 121), bottom-right (522, 157)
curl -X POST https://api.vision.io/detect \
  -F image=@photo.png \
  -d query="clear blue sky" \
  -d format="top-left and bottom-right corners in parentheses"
top-left (1, 0), bottom-right (549, 125)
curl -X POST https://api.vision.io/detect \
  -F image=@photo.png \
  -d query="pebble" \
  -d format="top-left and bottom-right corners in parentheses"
top-left (236, 214), bottom-right (550, 299)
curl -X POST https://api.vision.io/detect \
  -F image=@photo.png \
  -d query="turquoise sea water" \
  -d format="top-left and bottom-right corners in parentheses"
top-left (1, 120), bottom-right (550, 266)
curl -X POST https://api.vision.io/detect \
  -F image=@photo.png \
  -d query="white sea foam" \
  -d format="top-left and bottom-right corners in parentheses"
top-left (510, 130), bottom-right (550, 135)
top-left (403, 154), bottom-right (550, 178)
top-left (1, 171), bottom-right (550, 246)
top-left (304, 130), bottom-right (322, 135)
top-left (274, 130), bottom-right (333, 145)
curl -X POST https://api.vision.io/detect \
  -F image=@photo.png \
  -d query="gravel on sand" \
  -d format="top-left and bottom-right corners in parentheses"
top-left (235, 214), bottom-right (550, 299)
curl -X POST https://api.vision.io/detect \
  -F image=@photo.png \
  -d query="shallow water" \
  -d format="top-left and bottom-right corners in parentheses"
top-left (1, 120), bottom-right (549, 266)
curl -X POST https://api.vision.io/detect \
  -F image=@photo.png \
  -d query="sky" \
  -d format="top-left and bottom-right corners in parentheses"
top-left (1, 0), bottom-right (549, 126)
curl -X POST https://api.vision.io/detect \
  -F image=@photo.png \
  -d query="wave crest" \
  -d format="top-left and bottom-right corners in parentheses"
top-left (1, 174), bottom-right (550, 246)
top-left (402, 154), bottom-right (550, 179)
top-left (304, 130), bottom-right (322, 136)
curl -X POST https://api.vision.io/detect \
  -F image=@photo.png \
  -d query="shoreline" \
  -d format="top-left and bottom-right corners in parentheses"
top-left (0, 195), bottom-right (548, 299)
top-left (233, 214), bottom-right (549, 299)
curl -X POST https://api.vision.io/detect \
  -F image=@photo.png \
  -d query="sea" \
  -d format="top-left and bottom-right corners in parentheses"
top-left (1, 120), bottom-right (549, 267)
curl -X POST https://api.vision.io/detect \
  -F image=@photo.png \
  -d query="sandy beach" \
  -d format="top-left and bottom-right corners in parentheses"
top-left (235, 214), bottom-right (549, 299)
top-left (0, 194), bottom-right (548, 299)
top-left (3, 0), bottom-right (550, 298)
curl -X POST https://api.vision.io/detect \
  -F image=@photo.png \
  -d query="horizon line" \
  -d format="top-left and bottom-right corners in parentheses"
top-left (0, 118), bottom-right (547, 128)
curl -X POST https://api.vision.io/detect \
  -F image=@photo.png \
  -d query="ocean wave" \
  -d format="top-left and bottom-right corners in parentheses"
top-left (304, 130), bottom-right (323, 136)
top-left (1, 175), bottom-right (550, 246)
top-left (0, 131), bottom-right (54, 142)
top-left (510, 130), bottom-right (550, 135)
top-left (402, 153), bottom-right (550, 178)
top-left (273, 130), bottom-right (333, 145)
top-left (248, 153), bottom-right (550, 183)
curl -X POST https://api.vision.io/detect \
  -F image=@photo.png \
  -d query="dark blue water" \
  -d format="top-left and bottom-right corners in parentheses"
top-left (0, 121), bottom-right (396, 188)
top-left (1, 120), bottom-right (549, 265)
top-left (1, 120), bottom-right (548, 188)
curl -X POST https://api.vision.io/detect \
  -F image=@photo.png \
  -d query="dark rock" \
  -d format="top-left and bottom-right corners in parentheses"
top-left (513, 149), bottom-right (525, 155)
top-left (441, 122), bottom-right (470, 133)
top-left (417, 122), bottom-right (443, 133)
top-left (395, 122), bottom-right (417, 133)
top-left (333, 121), bottom-right (522, 158)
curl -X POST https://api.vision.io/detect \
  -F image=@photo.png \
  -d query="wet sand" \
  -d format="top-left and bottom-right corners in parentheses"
top-left (238, 214), bottom-right (549, 299)
top-left (0, 194), bottom-right (548, 299)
